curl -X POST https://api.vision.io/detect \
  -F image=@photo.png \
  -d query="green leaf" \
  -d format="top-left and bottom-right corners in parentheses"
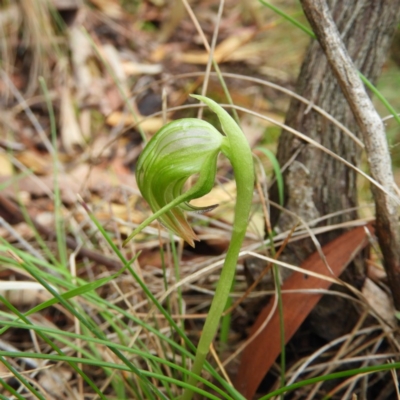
top-left (256, 146), bottom-right (284, 206)
top-left (24, 259), bottom-right (134, 317)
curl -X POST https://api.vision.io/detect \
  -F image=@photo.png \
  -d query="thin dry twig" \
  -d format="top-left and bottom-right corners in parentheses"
top-left (198, 0), bottom-right (225, 119)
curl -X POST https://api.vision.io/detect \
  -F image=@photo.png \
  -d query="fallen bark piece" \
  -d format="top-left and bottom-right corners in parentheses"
top-left (235, 223), bottom-right (374, 399)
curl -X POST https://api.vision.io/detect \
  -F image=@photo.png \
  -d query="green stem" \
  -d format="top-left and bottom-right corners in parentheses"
top-left (219, 290), bottom-right (233, 344)
top-left (181, 96), bottom-right (254, 400)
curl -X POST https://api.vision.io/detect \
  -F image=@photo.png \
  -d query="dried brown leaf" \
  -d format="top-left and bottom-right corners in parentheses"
top-left (122, 61), bottom-right (162, 76)
top-left (88, 0), bottom-right (123, 18)
top-left (235, 224), bottom-right (374, 398)
top-left (362, 277), bottom-right (396, 329)
top-left (15, 151), bottom-right (50, 175)
top-left (106, 112), bottom-right (168, 133)
top-left (177, 28), bottom-right (256, 64)
top-left (60, 84), bottom-right (85, 154)
top-left (69, 25), bottom-right (93, 101)
top-left (0, 153), bottom-right (13, 176)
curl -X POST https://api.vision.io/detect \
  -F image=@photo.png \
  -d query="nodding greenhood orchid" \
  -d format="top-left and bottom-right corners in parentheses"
top-left (124, 95), bottom-right (254, 399)
top-left (136, 117), bottom-right (226, 247)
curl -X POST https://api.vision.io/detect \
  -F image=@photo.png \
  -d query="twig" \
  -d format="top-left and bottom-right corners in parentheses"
top-left (198, 0), bottom-right (225, 119)
top-left (300, 0), bottom-right (400, 310)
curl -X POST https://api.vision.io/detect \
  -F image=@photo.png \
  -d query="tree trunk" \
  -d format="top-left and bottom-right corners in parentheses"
top-left (270, 0), bottom-right (400, 338)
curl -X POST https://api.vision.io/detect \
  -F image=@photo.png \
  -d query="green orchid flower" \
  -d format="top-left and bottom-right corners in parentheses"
top-left (124, 95), bottom-right (254, 400)
top-left (135, 118), bottom-right (225, 247)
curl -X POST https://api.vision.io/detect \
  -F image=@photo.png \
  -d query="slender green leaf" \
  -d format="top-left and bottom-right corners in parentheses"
top-left (256, 146), bottom-right (284, 206)
top-left (0, 356), bottom-right (45, 400)
top-left (259, 362), bottom-right (400, 399)
top-left (25, 261), bottom-right (132, 316)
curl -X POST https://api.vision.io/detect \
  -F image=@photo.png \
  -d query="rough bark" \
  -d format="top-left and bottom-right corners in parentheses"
top-left (273, 0), bottom-right (400, 231)
top-left (270, 0), bottom-right (400, 335)
top-left (301, 0), bottom-right (400, 315)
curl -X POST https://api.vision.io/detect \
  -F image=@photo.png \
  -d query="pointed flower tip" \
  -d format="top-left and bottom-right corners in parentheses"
top-left (185, 234), bottom-right (197, 248)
